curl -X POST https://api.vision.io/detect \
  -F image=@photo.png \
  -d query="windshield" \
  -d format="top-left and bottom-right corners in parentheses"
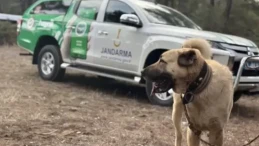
top-left (134, 1), bottom-right (201, 30)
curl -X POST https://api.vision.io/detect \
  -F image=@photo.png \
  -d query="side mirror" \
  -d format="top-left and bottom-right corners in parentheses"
top-left (120, 14), bottom-right (142, 28)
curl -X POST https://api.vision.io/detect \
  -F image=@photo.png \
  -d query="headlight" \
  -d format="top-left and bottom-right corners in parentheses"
top-left (224, 49), bottom-right (236, 70)
top-left (209, 41), bottom-right (236, 70)
top-left (249, 47), bottom-right (259, 56)
top-left (227, 54), bottom-right (235, 70)
top-left (209, 41), bottom-right (225, 50)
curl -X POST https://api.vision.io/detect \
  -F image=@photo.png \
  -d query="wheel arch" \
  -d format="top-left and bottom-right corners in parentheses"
top-left (33, 35), bottom-right (60, 64)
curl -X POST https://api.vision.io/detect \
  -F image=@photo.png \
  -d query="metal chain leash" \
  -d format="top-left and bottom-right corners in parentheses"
top-left (242, 134), bottom-right (259, 146)
top-left (182, 102), bottom-right (216, 146)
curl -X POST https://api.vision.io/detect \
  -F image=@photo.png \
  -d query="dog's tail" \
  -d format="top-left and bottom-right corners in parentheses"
top-left (182, 38), bottom-right (212, 59)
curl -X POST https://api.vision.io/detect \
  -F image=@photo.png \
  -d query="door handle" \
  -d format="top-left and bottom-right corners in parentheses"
top-left (98, 30), bottom-right (108, 35)
top-left (103, 31), bottom-right (108, 35)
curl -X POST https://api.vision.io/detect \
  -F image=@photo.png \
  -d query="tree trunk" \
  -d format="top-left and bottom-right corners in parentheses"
top-left (224, 0), bottom-right (233, 31)
top-left (158, 0), bottom-right (169, 6)
top-left (0, 0), bottom-right (4, 12)
top-left (210, 0), bottom-right (215, 6)
top-left (20, 0), bottom-right (35, 12)
top-left (20, 0), bottom-right (27, 12)
top-left (170, 0), bottom-right (176, 8)
top-left (225, 0), bottom-right (232, 20)
top-left (178, 0), bottom-right (188, 14)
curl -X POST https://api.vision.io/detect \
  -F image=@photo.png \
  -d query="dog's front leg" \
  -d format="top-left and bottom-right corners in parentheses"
top-left (187, 127), bottom-right (201, 146)
top-left (209, 129), bottom-right (223, 146)
top-left (172, 93), bottom-right (184, 146)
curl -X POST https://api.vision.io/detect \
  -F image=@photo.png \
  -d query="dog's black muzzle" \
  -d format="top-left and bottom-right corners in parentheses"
top-left (142, 65), bottom-right (173, 94)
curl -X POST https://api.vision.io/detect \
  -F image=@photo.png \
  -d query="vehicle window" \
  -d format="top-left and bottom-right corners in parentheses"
top-left (133, 0), bottom-right (201, 30)
top-left (104, 0), bottom-right (137, 23)
top-left (32, 1), bottom-right (69, 15)
top-left (76, 0), bottom-right (103, 20)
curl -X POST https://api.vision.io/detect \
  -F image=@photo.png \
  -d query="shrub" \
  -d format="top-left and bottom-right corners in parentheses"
top-left (0, 21), bottom-right (17, 45)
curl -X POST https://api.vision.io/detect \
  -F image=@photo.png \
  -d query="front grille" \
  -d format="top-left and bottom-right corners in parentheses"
top-left (221, 43), bottom-right (259, 55)
top-left (219, 43), bottom-right (259, 76)
top-left (232, 61), bottom-right (259, 76)
top-left (221, 43), bottom-right (248, 52)
top-left (220, 43), bottom-right (259, 76)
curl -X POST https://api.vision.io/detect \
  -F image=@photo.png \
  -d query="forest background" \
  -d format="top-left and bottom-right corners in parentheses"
top-left (0, 0), bottom-right (259, 46)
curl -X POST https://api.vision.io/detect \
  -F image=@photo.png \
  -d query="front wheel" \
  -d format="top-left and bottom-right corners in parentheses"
top-left (145, 80), bottom-right (173, 106)
top-left (37, 45), bottom-right (65, 81)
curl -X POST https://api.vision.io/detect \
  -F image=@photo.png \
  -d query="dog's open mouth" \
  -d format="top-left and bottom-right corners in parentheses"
top-left (151, 76), bottom-right (173, 95)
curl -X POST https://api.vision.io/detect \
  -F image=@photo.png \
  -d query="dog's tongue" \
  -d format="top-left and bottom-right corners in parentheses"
top-left (151, 82), bottom-right (161, 96)
top-left (150, 82), bottom-right (156, 96)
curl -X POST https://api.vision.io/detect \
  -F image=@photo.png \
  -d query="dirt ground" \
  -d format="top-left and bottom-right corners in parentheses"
top-left (0, 46), bottom-right (258, 146)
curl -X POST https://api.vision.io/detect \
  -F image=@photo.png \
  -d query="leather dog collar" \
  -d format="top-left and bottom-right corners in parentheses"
top-left (182, 61), bottom-right (212, 104)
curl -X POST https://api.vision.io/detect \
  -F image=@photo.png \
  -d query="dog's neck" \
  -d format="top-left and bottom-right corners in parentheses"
top-left (174, 61), bottom-right (212, 104)
top-left (183, 61), bottom-right (212, 104)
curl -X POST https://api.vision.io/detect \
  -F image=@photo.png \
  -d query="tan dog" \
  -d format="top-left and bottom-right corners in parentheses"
top-left (142, 38), bottom-right (233, 146)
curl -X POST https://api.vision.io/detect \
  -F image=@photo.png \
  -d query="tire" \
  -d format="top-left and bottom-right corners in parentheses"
top-left (233, 91), bottom-right (243, 102)
top-left (37, 45), bottom-right (65, 81)
top-left (145, 80), bottom-right (173, 106)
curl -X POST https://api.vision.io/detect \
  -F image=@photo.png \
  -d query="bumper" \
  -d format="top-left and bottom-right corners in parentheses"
top-left (235, 82), bottom-right (259, 92)
top-left (234, 56), bottom-right (259, 92)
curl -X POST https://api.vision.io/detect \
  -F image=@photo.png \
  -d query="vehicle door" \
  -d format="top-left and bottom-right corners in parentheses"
top-left (92, 0), bottom-right (146, 73)
top-left (18, 0), bottom-right (69, 51)
top-left (68, 0), bottom-right (103, 61)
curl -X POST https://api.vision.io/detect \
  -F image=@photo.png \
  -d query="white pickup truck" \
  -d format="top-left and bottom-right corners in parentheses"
top-left (17, 0), bottom-right (259, 106)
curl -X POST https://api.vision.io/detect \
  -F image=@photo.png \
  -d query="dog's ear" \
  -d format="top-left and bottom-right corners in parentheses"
top-left (178, 50), bottom-right (197, 67)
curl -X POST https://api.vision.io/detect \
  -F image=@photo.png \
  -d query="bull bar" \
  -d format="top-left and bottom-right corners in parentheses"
top-left (233, 56), bottom-right (259, 92)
